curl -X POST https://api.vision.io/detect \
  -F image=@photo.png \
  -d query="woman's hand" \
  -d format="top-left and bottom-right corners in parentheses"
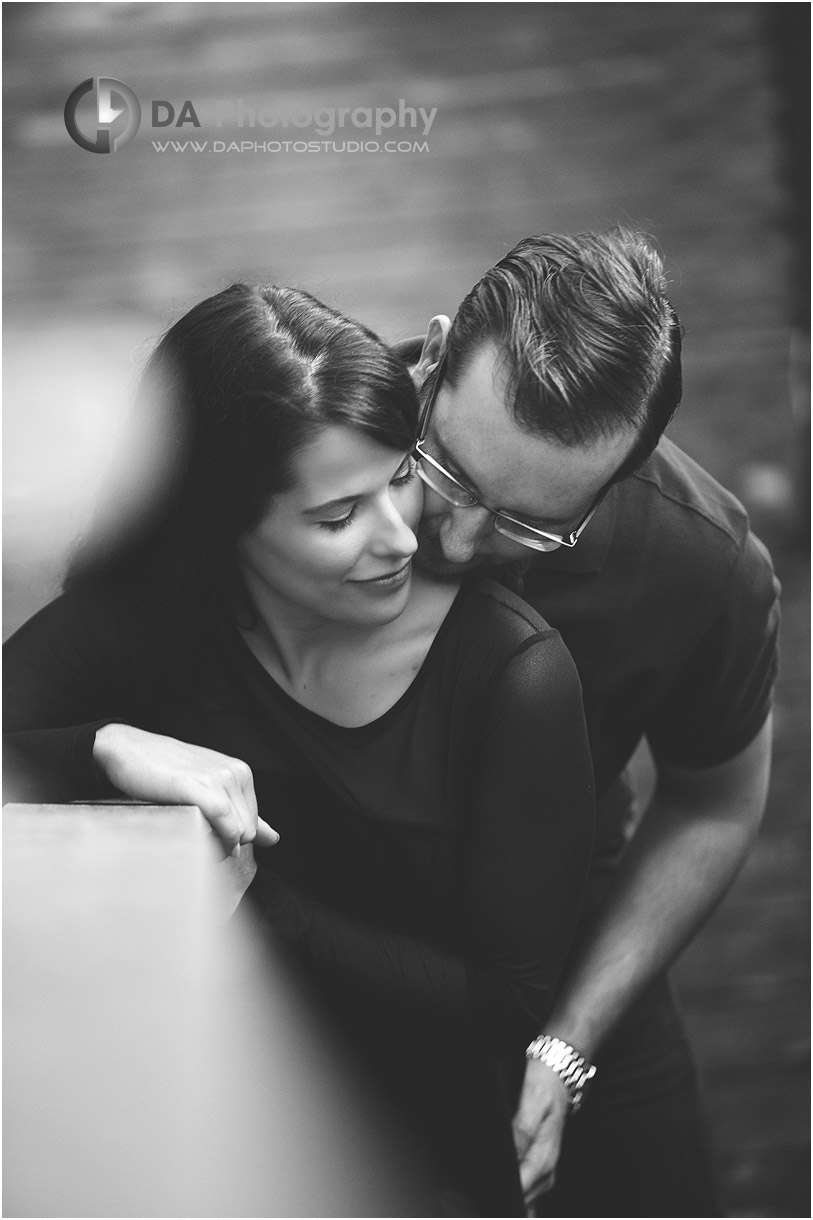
top-left (214, 843), bottom-right (258, 920)
top-left (93, 723), bottom-right (279, 855)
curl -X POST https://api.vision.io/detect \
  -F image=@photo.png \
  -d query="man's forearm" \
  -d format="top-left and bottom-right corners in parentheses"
top-left (541, 719), bottom-right (772, 1059)
top-left (542, 799), bottom-right (758, 1058)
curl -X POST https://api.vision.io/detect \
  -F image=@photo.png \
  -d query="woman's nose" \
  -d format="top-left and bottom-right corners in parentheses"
top-left (373, 496), bottom-right (419, 558)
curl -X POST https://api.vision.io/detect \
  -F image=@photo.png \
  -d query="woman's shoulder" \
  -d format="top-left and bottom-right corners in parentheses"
top-left (4, 579), bottom-right (153, 662)
top-left (429, 578), bottom-right (582, 724)
top-left (432, 576), bottom-right (575, 696)
top-left (5, 582), bottom-right (112, 642)
top-left (459, 575), bottom-right (559, 646)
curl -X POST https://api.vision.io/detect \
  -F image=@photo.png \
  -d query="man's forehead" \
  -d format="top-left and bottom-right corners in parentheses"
top-left (430, 343), bottom-right (636, 522)
top-left (427, 422), bottom-right (579, 528)
top-left (431, 341), bottom-right (514, 451)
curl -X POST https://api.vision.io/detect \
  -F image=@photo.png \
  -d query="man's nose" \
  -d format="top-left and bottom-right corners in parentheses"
top-left (436, 504), bottom-right (492, 563)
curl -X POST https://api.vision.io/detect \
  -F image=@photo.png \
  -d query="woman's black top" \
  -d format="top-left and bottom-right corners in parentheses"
top-left (4, 577), bottom-right (594, 1215)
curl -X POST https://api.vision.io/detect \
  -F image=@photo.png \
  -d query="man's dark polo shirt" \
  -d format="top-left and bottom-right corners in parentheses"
top-left (518, 436), bottom-right (780, 789)
top-left (397, 339), bottom-right (780, 865)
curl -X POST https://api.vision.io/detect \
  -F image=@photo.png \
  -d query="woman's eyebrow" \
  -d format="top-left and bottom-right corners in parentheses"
top-left (303, 455), bottom-right (411, 516)
top-left (302, 494), bottom-right (358, 517)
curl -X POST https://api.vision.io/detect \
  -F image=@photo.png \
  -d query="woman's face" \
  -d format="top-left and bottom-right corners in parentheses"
top-left (237, 424), bottom-right (423, 629)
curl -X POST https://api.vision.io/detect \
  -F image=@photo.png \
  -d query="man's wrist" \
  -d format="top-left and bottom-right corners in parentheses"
top-left (538, 1010), bottom-right (601, 1063)
top-left (525, 1034), bottom-right (597, 1114)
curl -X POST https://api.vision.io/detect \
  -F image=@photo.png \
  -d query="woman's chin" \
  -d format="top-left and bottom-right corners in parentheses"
top-left (340, 573), bottom-right (413, 626)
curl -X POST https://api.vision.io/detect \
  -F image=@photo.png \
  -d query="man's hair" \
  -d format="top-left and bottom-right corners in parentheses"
top-left (444, 228), bottom-right (683, 479)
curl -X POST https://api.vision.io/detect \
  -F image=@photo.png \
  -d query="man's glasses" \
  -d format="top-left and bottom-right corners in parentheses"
top-left (412, 356), bottom-right (607, 552)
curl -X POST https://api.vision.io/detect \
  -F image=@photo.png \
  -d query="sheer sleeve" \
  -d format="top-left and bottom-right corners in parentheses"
top-left (248, 630), bottom-right (595, 1051)
top-left (3, 590), bottom-right (133, 801)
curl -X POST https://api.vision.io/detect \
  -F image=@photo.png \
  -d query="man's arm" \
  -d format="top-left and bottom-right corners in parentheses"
top-left (513, 715), bottom-right (773, 1204)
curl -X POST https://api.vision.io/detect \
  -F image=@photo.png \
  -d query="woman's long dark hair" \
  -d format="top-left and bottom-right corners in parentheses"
top-left (66, 283), bottom-right (419, 679)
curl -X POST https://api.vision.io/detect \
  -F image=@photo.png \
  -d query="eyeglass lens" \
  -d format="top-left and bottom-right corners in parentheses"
top-left (415, 454), bottom-right (565, 551)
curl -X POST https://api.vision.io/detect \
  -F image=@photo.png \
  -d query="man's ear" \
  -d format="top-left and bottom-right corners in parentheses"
top-left (411, 315), bottom-right (451, 390)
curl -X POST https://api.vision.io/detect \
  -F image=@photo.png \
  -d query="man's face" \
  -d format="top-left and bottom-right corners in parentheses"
top-left (415, 341), bottom-right (638, 580)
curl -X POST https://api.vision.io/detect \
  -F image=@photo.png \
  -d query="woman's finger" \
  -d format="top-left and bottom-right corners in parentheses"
top-left (230, 758), bottom-right (260, 843)
top-left (185, 783), bottom-right (244, 854)
top-left (227, 762), bottom-right (280, 847)
top-left (255, 817), bottom-right (280, 847)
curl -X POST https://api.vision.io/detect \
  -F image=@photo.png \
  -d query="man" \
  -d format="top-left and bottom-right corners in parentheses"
top-left (399, 229), bottom-right (779, 1217)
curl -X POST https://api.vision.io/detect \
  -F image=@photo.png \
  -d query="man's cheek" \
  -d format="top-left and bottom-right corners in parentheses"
top-left (418, 485), bottom-right (448, 521)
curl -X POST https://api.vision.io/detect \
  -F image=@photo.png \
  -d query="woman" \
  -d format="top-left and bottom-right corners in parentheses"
top-left (4, 284), bottom-right (594, 1216)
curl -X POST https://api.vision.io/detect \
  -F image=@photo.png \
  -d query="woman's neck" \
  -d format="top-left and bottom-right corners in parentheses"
top-left (237, 568), bottom-right (461, 727)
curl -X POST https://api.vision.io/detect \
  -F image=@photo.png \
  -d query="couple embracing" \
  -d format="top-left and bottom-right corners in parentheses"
top-left (5, 229), bottom-right (778, 1218)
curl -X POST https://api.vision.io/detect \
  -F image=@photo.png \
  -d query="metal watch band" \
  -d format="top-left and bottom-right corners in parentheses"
top-left (525, 1034), bottom-right (597, 1114)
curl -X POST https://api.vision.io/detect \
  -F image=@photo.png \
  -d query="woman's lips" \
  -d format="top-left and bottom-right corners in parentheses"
top-left (348, 560), bottom-right (412, 589)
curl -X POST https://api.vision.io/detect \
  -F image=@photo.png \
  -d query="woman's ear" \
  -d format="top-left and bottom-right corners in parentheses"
top-left (410, 316), bottom-right (451, 390)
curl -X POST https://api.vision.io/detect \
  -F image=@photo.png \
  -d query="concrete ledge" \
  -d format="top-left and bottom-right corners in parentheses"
top-left (3, 803), bottom-right (435, 1217)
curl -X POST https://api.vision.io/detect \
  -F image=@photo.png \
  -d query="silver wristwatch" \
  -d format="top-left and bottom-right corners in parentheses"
top-left (525, 1034), bottom-right (597, 1114)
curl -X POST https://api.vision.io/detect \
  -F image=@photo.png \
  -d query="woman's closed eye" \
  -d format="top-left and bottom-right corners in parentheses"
top-left (390, 456), bottom-right (417, 487)
top-left (316, 458), bottom-right (416, 531)
top-left (318, 506), bottom-right (357, 532)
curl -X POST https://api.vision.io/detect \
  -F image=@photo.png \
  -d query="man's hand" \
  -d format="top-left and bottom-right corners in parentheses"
top-left (512, 1059), bottom-right (570, 1206)
top-left (510, 720), bottom-right (773, 1210)
top-left (93, 723), bottom-right (280, 855)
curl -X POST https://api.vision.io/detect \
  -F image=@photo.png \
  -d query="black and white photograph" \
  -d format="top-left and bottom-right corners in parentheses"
top-left (3, 4), bottom-right (809, 1217)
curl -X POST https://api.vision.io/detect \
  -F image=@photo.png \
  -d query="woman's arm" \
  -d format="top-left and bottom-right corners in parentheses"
top-left (4, 590), bottom-right (277, 851)
top-left (4, 589), bottom-right (131, 801)
top-left (249, 631), bottom-right (595, 1049)
top-left (464, 632), bottom-right (595, 1036)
